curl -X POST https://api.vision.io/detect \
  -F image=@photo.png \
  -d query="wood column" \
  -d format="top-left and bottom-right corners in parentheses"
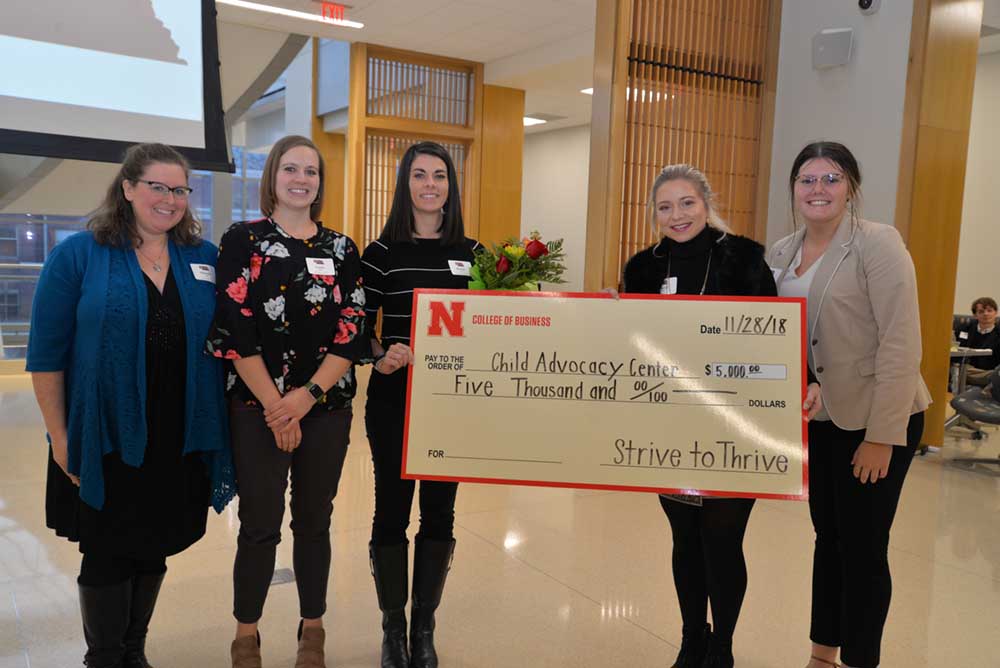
top-left (899, 0), bottom-right (984, 447)
top-left (478, 85), bottom-right (525, 245)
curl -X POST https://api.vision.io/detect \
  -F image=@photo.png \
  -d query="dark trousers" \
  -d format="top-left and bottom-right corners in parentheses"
top-left (229, 401), bottom-right (352, 623)
top-left (659, 496), bottom-right (755, 643)
top-left (79, 553), bottom-right (167, 587)
top-left (366, 382), bottom-right (458, 546)
top-left (808, 412), bottom-right (924, 668)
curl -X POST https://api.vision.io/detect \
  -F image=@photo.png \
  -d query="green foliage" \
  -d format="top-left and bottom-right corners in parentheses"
top-left (468, 237), bottom-right (567, 291)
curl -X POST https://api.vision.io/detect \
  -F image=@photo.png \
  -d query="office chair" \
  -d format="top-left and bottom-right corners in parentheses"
top-left (948, 366), bottom-right (1000, 475)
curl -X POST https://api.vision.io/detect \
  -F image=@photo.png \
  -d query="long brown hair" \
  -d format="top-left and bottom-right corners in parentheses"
top-left (88, 143), bottom-right (201, 247)
top-left (259, 135), bottom-right (325, 221)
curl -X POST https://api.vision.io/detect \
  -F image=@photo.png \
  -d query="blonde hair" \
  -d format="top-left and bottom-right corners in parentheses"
top-left (647, 164), bottom-right (731, 234)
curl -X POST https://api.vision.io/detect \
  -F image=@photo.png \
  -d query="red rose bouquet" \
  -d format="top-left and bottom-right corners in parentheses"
top-left (468, 231), bottom-right (566, 291)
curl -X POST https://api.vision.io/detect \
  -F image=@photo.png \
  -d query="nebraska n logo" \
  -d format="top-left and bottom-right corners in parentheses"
top-left (427, 301), bottom-right (465, 337)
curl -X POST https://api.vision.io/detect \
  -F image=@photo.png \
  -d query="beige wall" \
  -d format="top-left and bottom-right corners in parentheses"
top-left (766, 1), bottom-right (914, 244)
top-left (521, 125), bottom-right (590, 292)
top-left (954, 51), bottom-right (1000, 314)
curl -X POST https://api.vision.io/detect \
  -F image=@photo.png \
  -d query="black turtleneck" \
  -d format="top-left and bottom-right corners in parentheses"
top-left (652, 226), bottom-right (715, 295)
top-left (621, 226), bottom-right (776, 299)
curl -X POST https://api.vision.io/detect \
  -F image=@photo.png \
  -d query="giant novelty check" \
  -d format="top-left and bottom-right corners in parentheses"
top-left (402, 290), bottom-right (808, 500)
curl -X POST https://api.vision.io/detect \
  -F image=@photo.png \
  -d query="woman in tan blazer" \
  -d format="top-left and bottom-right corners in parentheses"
top-left (767, 142), bottom-right (931, 668)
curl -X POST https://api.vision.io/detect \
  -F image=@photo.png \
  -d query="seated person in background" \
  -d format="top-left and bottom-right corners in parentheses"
top-left (957, 297), bottom-right (999, 386)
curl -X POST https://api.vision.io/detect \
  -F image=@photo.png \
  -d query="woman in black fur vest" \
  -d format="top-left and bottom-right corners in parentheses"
top-left (622, 164), bottom-right (779, 668)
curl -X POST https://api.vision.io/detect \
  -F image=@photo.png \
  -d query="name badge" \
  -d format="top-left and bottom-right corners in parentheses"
top-left (190, 263), bottom-right (216, 283)
top-left (306, 257), bottom-right (336, 276)
top-left (449, 260), bottom-right (472, 276)
top-left (959, 331), bottom-right (969, 340)
top-left (660, 276), bottom-right (678, 295)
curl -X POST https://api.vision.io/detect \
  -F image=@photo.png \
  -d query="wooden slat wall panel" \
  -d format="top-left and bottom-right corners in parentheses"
top-left (367, 56), bottom-right (472, 127)
top-left (616, 0), bottom-right (773, 278)
top-left (349, 46), bottom-right (481, 249)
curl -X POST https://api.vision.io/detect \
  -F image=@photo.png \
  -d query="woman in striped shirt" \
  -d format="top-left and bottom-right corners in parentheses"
top-left (361, 141), bottom-right (480, 668)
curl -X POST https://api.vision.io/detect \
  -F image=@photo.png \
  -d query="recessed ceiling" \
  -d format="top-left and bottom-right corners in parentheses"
top-left (217, 0), bottom-right (597, 133)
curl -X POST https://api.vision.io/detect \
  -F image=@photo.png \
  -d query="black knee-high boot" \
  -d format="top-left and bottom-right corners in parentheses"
top-left (672, 624), bottom-right (711, 668)
top-left (122, 570), bottom-right (165, 668)
top-left (409, 538), bottom-right (455, 668)
top-left (79, 580), bottom-right (132, 668)
top-left (701, 632), bottom-right (734, 668)
top-left (370, 542), bottom-right (410, 668)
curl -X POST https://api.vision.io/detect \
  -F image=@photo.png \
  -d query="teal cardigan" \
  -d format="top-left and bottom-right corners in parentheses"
top-left (26, 231), bottom-right (235, 512)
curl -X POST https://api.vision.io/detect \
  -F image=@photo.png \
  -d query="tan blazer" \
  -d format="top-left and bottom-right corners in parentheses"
top-left (767, 217), bottom-right (931, 446)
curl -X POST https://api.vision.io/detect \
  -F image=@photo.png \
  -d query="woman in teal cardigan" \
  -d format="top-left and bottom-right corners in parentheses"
top-left (26, 143), bottom-right (235, 668)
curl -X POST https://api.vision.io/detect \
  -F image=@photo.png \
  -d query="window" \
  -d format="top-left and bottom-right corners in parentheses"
top-left (0, 289), bottom-right (19, 319)
top-left (0, 228), bottom-right (16, 261)
top-left (232, 146), bottom-right (266, 222)
top-left (189, 171), bottom-right (214, 239)
top-left (0, 214), bottom-right (87, 359)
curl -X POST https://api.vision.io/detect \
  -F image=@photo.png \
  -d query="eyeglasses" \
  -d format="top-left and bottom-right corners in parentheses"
top-left (137, 179), bottom-right (193, 199)
top-left (795, 173), bottom-right (844, 188)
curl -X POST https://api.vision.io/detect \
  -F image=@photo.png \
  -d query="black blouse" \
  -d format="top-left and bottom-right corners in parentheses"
top-left (206, 218), bottom-right (366, 411)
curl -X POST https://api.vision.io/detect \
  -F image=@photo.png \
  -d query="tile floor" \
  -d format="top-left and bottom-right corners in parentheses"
top-left (1, 371), bottom-right (998, 667)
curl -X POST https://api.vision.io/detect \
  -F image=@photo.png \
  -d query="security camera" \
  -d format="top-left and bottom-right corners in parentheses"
top-left (859, 0), bottom-right (881, 14)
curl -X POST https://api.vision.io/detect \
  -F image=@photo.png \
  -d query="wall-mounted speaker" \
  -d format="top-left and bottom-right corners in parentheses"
top-left (812, 28), bottom-right (855, 70)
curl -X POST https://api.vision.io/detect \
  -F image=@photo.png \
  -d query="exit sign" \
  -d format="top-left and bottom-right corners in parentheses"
top-left (321, 2), bottom-right (346, 21)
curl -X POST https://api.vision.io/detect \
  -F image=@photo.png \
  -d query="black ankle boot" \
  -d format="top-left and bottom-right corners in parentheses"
top-left (701, 633), bottom-right (734, 668)
top-left (671, 623), bottom-right (710, 668)
top-left (79, 580), bottom-right (132, 668)
top-left (122, 570), bottom-right (165, 668)
top-left (409, 538), bottom-right (455, 668)
top-left (370, 542), bottom-right (410, 668)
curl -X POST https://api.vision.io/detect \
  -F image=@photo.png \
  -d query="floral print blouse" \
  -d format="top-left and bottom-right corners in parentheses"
top-left (206, 218), bottom-right (366, 411)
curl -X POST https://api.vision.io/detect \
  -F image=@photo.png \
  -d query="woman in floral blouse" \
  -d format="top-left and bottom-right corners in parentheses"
top-left (206, 135), bottom-right (366, 668)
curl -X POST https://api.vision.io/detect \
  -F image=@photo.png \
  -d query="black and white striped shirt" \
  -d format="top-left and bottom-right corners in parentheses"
top-left (361, 237), bottom-right (481, 347)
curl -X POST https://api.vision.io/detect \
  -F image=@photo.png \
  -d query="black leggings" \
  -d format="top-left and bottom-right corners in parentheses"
top-left (808, 413), bottom-right (923, 668)
top-left (659, 496), bottom-right (755, 643)
top-left (78, 553), bottom-right (166, 587)
top-left (366, 377), bottom-right (458, 547)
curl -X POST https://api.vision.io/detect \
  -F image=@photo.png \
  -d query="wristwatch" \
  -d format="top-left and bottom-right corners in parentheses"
top-left (305, 381), bottom-right (325, 401)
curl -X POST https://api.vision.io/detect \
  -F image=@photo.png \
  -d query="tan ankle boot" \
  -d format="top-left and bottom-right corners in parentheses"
top-left (295, 624), bottom-right (326, 668)
top-left (231, 633), bottom-right (261, 668)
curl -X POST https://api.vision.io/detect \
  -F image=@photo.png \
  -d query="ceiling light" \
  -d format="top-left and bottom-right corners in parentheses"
top-left (580, 87), bottom-right (594, 95)
top-left (523, 117), bottom-right (547, 127)
top-left (216, 0), bottom-right (364, 29)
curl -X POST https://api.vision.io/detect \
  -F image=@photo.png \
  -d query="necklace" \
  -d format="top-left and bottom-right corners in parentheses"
top-left (136, 241), bottom-right (167, 273)
top-left (663, 247), bottom-right (713, 295)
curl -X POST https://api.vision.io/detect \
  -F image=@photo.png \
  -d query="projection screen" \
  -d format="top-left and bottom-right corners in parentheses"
top-left (0, 0), bottom-right (231, 171)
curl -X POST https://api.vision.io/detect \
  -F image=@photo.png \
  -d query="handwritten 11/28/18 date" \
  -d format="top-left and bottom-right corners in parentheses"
top-left (701, 314), bottom-right (788, 336)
